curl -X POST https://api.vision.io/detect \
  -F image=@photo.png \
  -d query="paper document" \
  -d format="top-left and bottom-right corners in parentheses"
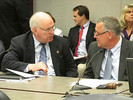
top-left (74, 56), bottom-right (85, 60)
top-left (70, 79), bottom-right (115, 88)
top-left (6, 68), bottom-right (43, 78)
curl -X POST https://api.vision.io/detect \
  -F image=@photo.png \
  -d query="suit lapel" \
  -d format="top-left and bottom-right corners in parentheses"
top-left (86, 22), bottom-right (95, 50)
top-left (49, 38), bottom-right (60, 75)
top-left (26, 32), bottom-right (35, 63)
top-left (86, 22), bottom-right (94, 41)
top-left (75, 26), bottom-right (80, 45)
top-left (94, 49), bottom-right (105, 78)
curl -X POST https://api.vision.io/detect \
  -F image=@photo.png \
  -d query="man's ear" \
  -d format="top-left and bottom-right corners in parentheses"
top-left (31, 27), bottom-right (37, 33)
top-left (82, 14), bottom-right (86, 19)
top-left (31, 27), bottom-right (39, 37)
top-left (108, 31), bottom-right (113, 39)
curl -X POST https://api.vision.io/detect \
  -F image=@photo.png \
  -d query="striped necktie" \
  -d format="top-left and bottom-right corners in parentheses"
top-left (38, 43), bottom-right (47, 75)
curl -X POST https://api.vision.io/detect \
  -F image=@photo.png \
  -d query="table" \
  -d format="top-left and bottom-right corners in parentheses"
top-left (0, 75), bottom-right (131, 100)
top-left (0, 89), bottom-right (63, 100)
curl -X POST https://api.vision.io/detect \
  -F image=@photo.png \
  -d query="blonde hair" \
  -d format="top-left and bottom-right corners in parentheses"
top-left (120, 4), bottom-right (133, 31)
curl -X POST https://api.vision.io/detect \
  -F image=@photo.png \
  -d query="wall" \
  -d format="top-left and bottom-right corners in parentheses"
top-left (33, 0), bottom-right (133, 36)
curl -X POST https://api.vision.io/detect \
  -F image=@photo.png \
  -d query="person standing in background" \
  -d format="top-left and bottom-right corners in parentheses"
top-left (120, 4), bottom-right (133, 41)
top-left (0, 0), bottom-right (32, 50)
top-left (68, 5), bottom-right (96, 65)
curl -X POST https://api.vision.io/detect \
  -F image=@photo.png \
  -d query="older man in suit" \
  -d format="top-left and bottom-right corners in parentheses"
top-left (84, 16), bottom-right (133, 81)
top-left (1, 12), bottom-right (78, 77)
top-left (68, 5), bottom-right (96, 65)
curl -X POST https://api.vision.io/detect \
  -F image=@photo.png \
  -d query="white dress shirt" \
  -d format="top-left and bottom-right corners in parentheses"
top-left (25, 35), bottom-right (55, 76)
top-left (77, 21), bottom-right (90, 56)
top-left (100, 36), bottom-right (122, 80)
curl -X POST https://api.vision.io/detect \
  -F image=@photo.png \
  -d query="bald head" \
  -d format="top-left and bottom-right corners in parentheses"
top-left (29, 12), bottom-right (53, 30)
top-left (29, 12), bottom-right (55, 44)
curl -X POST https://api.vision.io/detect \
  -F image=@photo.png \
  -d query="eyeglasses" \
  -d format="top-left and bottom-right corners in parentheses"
top-left (94, 31), bottom-right (109, 36)
top-left (37, 26), bottom-right (56, 33)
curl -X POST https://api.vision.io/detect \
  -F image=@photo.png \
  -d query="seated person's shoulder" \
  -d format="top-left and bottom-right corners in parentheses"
top-left (70, 25), bottom-right (80, 30)
top-left (54, 35), bottom-right (67, 41)
top-left (90, 41), bottom-right (97, 46)
top-left (90, 21), bottom-right (96, 26)
top-left (68, 25), bottom-right (80, 36)
top-left (53, 35), bottom-right (69, 47)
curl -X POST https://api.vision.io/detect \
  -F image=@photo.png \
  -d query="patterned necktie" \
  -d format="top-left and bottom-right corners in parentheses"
top-left (103, 50), bottom-right (113, 79)
top-left (39, 43), bottom-right (47, 75)
top-left (74, 26), bottom-right (84, 57)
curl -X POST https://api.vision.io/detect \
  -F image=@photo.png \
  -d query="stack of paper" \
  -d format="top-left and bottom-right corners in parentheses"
top-left (70, 79), bottom-right (115, 88)
top-left (0, 68), bottom-right (43, 82)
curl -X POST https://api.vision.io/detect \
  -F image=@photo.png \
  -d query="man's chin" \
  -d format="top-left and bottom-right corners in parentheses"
top-left (97, 43), bottom-right (101, 48)
top-left (49, 38), bottom-right (53, 42)
top-left (75, 23), bottom-right (78, 25)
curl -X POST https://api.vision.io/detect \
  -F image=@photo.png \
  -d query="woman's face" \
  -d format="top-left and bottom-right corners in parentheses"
top-left (125, 8), bottom-right (133, 23)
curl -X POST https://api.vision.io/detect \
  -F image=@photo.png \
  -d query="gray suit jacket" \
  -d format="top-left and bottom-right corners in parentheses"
top-left (84, 37), bottom-right (133, 81)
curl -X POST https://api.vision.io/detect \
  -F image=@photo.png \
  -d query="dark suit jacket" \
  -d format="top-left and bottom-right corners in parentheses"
top-left (1, 31), bottom-right (78, 77)
top-left (0, 40), bottom-right (5, 53)
top-left (68, 22), bottom-right (96, 54)
top-left (84, 37), bottom-right (133, 81)
top-left (0, 40), bottom-right (5, 70)
top-left (0, 0), bottom-right (31, 49)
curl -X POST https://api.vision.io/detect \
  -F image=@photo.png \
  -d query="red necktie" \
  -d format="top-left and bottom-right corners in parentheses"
top-left (74, 26), bottom-right (84, 57)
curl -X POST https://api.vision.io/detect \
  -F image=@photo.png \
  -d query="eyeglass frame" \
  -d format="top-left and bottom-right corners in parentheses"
top-left (36, 26), bottom-right (56, 33)
top-left (94, 30), bottom-right (109, 37)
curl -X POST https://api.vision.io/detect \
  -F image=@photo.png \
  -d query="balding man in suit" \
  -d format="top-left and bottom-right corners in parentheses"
top-left (1, 12), bottom-right (78, 77)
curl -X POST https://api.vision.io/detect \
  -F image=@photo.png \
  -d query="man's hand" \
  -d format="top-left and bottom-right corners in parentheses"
top-left (28, 62), bottom-right (47, 74)
top-left (84, 54), bottom-right (88, 59)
